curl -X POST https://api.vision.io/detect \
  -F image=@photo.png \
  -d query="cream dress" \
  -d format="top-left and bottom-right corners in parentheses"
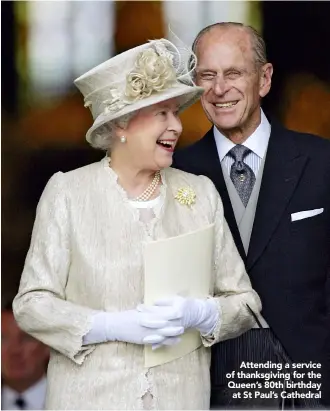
top-left (13, 156), bottom-right (261, 410)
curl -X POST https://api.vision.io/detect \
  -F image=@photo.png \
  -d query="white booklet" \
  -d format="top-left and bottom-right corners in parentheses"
top-left (144, 223), bottom-right (215, 367)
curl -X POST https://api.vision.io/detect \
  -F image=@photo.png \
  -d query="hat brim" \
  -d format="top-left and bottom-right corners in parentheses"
top-left (86, 83), bottom-right (204, 145)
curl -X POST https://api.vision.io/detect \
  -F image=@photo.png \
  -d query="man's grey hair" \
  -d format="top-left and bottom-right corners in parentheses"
top-left (90, 112), bottom-right (136, 151)
top-left (192, 22), bottom-right (267, 68)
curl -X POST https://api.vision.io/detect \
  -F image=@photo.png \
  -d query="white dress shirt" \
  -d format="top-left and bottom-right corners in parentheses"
top-left (213, 109), bottom-right (271, 178)
top-left (1, 377), bottom-right (47, 410)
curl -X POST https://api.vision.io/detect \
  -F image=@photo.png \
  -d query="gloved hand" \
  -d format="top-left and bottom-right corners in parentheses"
top-left (83, 310), bottom-right (184, 347)
top-left (138, 296), bottom-right (219, 337)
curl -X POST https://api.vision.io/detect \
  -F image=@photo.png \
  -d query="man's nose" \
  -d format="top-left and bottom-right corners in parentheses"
top-left (212, 76), bottom-right (229, 96)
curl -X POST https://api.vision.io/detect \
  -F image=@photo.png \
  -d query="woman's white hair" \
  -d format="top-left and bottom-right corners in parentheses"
top-left (89, 112), bottom-right (136, 151)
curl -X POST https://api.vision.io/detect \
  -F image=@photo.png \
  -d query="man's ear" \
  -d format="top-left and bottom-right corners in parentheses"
top-left (259, 63), bottom-right (273, 98)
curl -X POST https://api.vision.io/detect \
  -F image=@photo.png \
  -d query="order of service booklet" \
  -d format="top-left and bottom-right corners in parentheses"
top-left (144, 223), bottom-right (215, 367)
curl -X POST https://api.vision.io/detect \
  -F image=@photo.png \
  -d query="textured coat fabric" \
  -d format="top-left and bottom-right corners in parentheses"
top-left (13, 157), bottom-right (261, 410)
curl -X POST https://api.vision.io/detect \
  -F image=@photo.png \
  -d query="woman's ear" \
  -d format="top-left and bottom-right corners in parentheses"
top-left (259, 63), bottom-right (273, 98)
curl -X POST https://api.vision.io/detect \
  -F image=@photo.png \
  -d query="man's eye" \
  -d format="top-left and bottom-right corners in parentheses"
top-left (199, 73), bottom-right (215, 81)
top-left (227, 71), bottom-right (241, 79)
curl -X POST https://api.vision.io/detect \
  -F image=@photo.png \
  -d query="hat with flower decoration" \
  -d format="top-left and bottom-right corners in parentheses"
top-left (74, 38), bottom-right (204, 145)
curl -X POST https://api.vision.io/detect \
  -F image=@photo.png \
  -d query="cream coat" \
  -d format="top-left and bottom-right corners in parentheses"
top-left (13, 157), bottom-right (261, 410)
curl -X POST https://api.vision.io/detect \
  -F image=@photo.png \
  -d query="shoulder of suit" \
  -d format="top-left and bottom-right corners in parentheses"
top-left (55, 160), bottom-right (102, 181)
top-left (175, 129), bottom-right (213, 158)
top-left (62, 160), bottom-right (102, 178)
top-left (282, 126), bottom-right (330, 154)
top-left (42, 160), bottom-right (104, 197)
top-left (167, 166), bottom-right (205, 182)
top-left (49, 161), bottom-right (217, 196)
top-left (166, 167), bottom-right (219, 213)
top-left (166, 167), bottom-right (217, 196)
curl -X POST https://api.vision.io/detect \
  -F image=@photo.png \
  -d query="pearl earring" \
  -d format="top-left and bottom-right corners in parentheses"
top-left (120, 136), bottom-right (126, 143)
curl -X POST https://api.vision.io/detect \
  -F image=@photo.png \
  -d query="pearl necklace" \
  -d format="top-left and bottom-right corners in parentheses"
top-left (108, 160), bottom-right (160, 202)
top-left (134, 170), bottom-right (161, 202)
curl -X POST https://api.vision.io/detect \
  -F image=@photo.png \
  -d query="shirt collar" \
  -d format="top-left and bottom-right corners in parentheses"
top-left (213, 109), bottom-right (271, 161)
top-left (2, 376), bottom-right (47, 410)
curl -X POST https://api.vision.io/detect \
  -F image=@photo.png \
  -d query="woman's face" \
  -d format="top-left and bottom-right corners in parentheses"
top-left (117, 98), bottom-right (183, 170)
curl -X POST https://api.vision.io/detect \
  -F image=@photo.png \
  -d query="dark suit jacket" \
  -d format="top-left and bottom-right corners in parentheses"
top-left (173, 122), bottom-right (330, 405)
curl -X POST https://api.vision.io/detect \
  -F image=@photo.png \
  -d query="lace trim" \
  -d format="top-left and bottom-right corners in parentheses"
top-left (72, 314), bottom-right (97, 364)
top-left (138, 368), bottom-right (156, 410)
top-left (200, 298), bottom-right (223, 347)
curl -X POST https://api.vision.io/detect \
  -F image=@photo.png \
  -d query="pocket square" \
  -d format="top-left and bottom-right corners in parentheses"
top-left (291, 208), bottom-right (324, 222)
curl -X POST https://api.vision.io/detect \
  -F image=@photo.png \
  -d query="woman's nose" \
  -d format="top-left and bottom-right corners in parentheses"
top-left (168, 112), bottom-right (182, 135)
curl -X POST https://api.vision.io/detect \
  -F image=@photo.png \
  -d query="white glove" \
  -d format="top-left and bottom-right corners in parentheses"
top-left (138, 296), bottom-right (219, 336)
top-left (83, 310), bottom-right (184, 347)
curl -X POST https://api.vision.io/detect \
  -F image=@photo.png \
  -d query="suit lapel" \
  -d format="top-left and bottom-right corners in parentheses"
top-left (247, 122), bottom-right (309, 270)
top-left (197, 129), bottom-right (246, 260)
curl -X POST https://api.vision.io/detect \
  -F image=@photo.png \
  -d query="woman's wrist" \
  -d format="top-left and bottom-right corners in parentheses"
top-left (82, 312), bottom-right (108, 345)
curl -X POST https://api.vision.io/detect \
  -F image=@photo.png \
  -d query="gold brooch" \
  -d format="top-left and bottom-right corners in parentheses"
top-left (175, 187), bottom-right (196, 207)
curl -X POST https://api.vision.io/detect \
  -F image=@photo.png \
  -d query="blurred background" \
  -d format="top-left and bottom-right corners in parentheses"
top-left (2, 0), bottom-right (330, 304)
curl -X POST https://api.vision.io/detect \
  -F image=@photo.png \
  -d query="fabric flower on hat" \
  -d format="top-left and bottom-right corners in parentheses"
top-left (125, 46), bottom-right (176, 101)
top-left (125, 73), bottom-right (150, 100)
top-left (103, 89), bottom-right (127, 114)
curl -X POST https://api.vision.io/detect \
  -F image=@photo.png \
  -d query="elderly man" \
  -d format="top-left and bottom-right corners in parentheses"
top-left (173, 22), bottom-right (330, 408)
top-left (2, 303), bottom-right (49, 410)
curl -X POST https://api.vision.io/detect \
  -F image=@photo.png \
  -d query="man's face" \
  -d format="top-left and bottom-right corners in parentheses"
top-left (1, 311), bottom-right (49, 386)
top-left (195, 27), bottom-right (272, 137)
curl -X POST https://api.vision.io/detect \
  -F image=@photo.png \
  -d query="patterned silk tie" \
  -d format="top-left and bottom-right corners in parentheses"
top-left (228, 144), bottom-right (256, 207)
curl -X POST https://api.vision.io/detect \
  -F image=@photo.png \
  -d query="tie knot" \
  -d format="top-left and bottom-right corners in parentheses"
top-left (15, 396), bottom-right (26, 410)
top-left (228, 144), bottom-right (251, 162)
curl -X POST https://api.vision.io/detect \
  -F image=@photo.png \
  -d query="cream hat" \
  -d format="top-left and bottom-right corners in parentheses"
top-left (74, 39), bottom-right (204, 145)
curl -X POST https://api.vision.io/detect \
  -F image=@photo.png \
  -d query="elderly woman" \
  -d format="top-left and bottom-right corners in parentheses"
top-left (13, 39), bottom-right (261, 410)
